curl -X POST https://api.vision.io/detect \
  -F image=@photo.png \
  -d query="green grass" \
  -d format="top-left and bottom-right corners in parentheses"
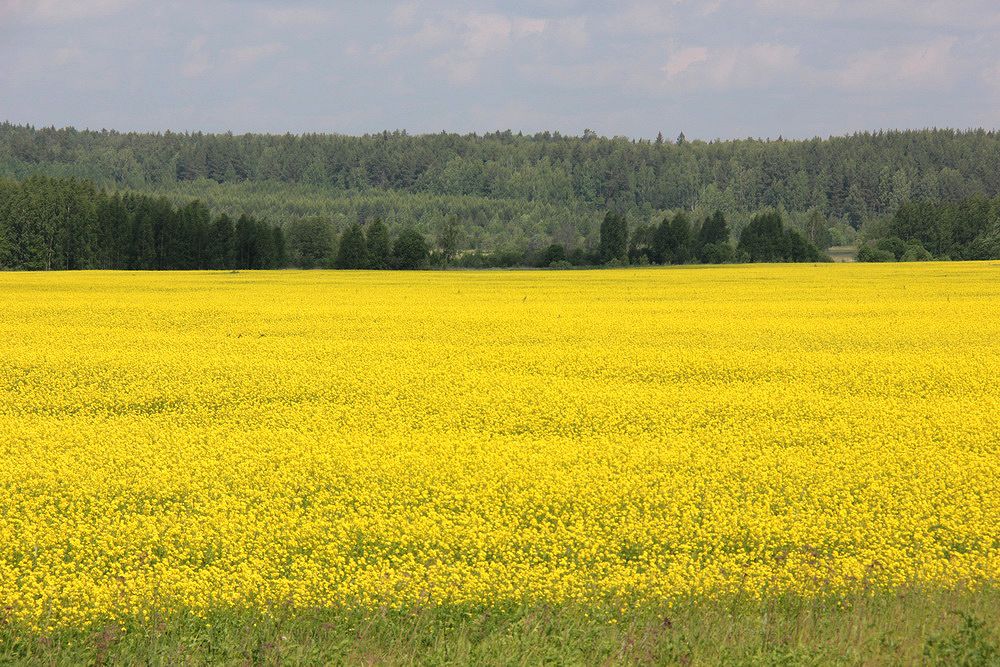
top-left (2, 590), bottom-right (998, 665)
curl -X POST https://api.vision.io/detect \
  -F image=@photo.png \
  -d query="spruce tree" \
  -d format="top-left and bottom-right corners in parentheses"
top-left (598, 211), bottom-right (627, 264)
top-left (335, 223), bottom-right (368, 269)
top-left (365, 218), bottom-right (391, 269)
top-left (738, 211), bottom-right (788, 262)
top-left (697, 211), bottom-right (729, 248)
top-left (209, 214), bottom-right (235, 269)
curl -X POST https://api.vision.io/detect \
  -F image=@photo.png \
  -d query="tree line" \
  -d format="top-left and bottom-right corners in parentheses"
top-left (597, 209), bottom-right (824, 266)
top-left (0, 175), bottom-right (287, 270)
top-left (857, 195), bottom-right (1000, 262)
top-left (3, 123), bottom-right (999, 236)
top-left (1, 174), bottom-right (833, 271)
top-left (0, 175), bottom-right (441, 271)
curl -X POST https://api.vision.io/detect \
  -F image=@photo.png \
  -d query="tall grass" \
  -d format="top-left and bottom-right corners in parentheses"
top-left (3, 589), bottom-right (997, 665)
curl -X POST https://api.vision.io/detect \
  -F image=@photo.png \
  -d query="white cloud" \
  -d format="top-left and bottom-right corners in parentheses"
top-left (751, 0), bottom-right (1000, 29)
top-left (835, 37), bottom-right (958, 92)
top-left (181, 35), bottom-right (210, 79)
top-left (983, 63), bottom-right (1000, 90)
top-left (372, 9), bottom-right (561, 84)
top-left (252, 6), bottom-right (337, 27)
top-left (514, 17), bottom-right (547, 37)
top-left (525, 41), bottom-right (802, 95)
top-left (606, 1), bottom-right (678, 35)
top-left (461, 13), bottom-right (514, 56)
top-left (4, 0), bottom-right (999, 138)
top-left (519, 61), bottom-right (627, 89)
top-left (0, 0), bottom-right (134, 22)
top-left (547, 16), bottom-right (588, 50)
top-left (223, 43), bottom-right (285, 69)
top-left (431, 53), bottom-right (480, 84)
top-left (180, 36), bottom-right (284, 79)
top-left (664, 47), bottom-right (708, 79)
top-left (51, 46), bottom-right (84, 67)
top-left (660, 43), bottom-right (803, 91)
top-left (389, 2), bottom-right (420, 27)
top-left (695, 0), bottom-right (723, 16)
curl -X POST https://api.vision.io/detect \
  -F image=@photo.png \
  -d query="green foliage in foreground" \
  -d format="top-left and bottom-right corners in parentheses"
top-left (3, 590), bottom-right (998, 666)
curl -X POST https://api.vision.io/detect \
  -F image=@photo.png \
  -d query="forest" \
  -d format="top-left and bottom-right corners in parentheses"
top-left (1, 123), bottom-right (999, 267)
top-left (0, 174), bottom-right (828, 270)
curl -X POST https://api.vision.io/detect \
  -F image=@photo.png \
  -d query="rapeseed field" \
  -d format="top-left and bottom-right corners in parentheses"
top-left (1, 263), bottom-right (998, 634)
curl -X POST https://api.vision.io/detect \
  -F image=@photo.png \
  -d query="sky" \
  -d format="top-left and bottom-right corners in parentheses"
top-left (2, 0), bottom-right (1000, 140)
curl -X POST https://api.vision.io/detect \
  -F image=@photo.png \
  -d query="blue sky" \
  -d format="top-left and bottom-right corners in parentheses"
top-left (2, 0), bottom-right (999, 139)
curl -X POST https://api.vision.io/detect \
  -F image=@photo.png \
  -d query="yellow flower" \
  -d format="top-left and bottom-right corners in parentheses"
top-left (0, 263), bottom-right (997, 630)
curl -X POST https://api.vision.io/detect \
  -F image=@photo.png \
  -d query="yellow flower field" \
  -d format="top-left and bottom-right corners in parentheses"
top-left (1, 263), bottom-right (998, 631)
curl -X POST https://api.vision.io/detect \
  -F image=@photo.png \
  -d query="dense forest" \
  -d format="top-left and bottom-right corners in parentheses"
top-left (857, 197), bottom-right (1000, 262)
top-left (1, 123), bottom-right (999, 266)
top-left (1, 174), bottom-right (831, 270)
top-left (0, 176), bottom-right (285, 270)
top-left (0, 175), bottom-right (438, 270)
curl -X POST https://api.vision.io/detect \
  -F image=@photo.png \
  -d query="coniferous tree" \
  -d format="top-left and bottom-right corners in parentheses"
top-left (335, 222), bottom-right (368, 269)
top-left (271, 225), bottom-right (287, 268)
top-left (697, 210), bottom-right (729, 248)
top-left (285, 217), bottom-right (334, 268)
top-left (737, 211), bottom-right (823, 262)
top-left (6, 123), bottom-right (1000, 248)
top-left (651, 212), bottom-right (691, 264)
top-left (0, 174), bottom-right (292, 271)
top-left (738, 211), bottom-right (787, 262)
top-left (628, 223), bottom-right (654, 264)
top-left (18, 176), bottom-right (59, 270)
top-left (365, 218), bottom-right (391, 269)
top-left (598, 211), bottom-right (628, 264)
top-left (128, 199), bottom-right (157, 270)
top-left (96, 192), bottom-right (130, 269)
top-left (0, 179), bottom-right (12, 268)
top-left (255, 219), bottom-right (277, 268)
top-left (235, 214), bottom-right (257, 269)
top-left (668, 212), bottom-right (692, 264)
top-left (208, 214), bottom-right (235, 269)
top-left (59, 179), bottom-right (98, 270)
top-left (695, 210), bottom-right (731, 263)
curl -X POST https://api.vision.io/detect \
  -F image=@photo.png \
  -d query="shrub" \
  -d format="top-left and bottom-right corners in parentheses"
top-left (901, 241), bottom-right (933, 262)
top-left (856, 243), bottom-right (896, 262)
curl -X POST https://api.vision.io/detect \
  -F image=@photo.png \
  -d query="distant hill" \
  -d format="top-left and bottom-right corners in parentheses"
top-left (2, 123), bottom-right (998, 252)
